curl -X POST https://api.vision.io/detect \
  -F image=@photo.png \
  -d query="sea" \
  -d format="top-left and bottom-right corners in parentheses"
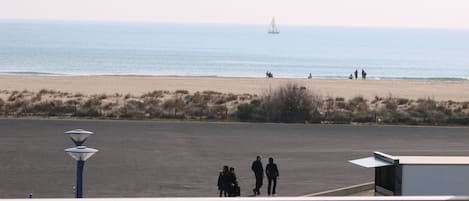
top-left (0, 20), bottom-right (468, 80)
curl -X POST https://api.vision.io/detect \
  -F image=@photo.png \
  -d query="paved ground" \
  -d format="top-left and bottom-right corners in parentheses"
top-left (1, 119), bottom-right (469, 198)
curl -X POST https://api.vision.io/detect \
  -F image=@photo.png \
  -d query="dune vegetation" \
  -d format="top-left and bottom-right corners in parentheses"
top-left (1, 83), bottom-right (469, 126)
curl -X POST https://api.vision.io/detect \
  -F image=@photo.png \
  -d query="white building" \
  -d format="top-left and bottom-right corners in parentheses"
top-left (350, 152), bottom-right (469, 196)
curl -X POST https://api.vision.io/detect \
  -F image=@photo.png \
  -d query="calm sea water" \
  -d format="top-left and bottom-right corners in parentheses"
top-left (0, 20), bottom-right (468, 79)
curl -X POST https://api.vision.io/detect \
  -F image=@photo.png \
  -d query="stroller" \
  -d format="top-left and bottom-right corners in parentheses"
top-left (229, 184), bottom-right (241, 197)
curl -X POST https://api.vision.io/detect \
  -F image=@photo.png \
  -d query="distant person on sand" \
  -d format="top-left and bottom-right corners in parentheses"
top-left (228, 167), bottom-right (240, 197)
top-left (354, 69), bottom-right (358, 80)
top-left (266, 71), bottom-right (273, 78)
top-left (362, 69), bottom-right (367, 80)
top-left (308, 73), bottom-right (312, 79)
top-left (218, 166), bottom-right (230, 197)
top-left (266, 157), bottom-right (280, 196)
top-left (251, 155), bottom-right (264, 195)
top-left (348, 74), bottom-right (353, 80)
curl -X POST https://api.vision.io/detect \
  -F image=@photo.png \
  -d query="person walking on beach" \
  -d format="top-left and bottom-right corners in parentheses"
top-left (308, 73), bottom-right (312, 79)
top-left (354, 69), bottom-right (358, 80)
top-left (361, 69), bottom-right (367, 80)
top-left (266, 157), bottom-right (279, 196)
top-left (217, 166), bottom-right (230, 197)
top-left (251, 155), bottom-right (264, 195)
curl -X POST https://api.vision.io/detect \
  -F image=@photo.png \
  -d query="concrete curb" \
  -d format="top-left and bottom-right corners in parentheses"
top-left (303, 182), bottom-right (374, 197)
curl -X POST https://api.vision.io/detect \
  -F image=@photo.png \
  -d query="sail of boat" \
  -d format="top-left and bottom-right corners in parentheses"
top-left (268, 17), bottom-right (279, 34)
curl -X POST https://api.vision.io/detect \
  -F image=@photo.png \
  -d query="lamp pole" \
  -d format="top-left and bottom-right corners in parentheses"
top-left (64, 129), bottom-right (98, 198)
top-left (76, 160), bottom-right (84, 198)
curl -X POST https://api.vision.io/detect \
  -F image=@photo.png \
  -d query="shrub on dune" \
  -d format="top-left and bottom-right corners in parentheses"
top-left (262, 82), bottom-right (322, 123)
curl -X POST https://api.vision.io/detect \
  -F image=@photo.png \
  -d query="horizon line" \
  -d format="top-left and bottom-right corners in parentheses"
top-left (1, 18), bottom-right (468, 31)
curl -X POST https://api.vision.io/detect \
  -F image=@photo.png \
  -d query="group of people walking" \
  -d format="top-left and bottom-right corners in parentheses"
top-left (349, 69), bottom-right (367, 80)
top-left (218, 156), bottom-right (279, 197)
top-left (252, 156), bottom-right (279, 196)
top-left (217, 166), bottom-right (240, 197)
top-left (268, 70), bottom-right (368, 80)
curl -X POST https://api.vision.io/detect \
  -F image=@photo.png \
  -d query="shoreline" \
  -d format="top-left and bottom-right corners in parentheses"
top-left (1, 72), bottom-right (468, 81)
top-left (1, 75), bottom-right (469, 101)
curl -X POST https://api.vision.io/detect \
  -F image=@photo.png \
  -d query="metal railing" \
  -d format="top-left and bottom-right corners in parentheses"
top-left (2, 197), bottom-right (469, 201)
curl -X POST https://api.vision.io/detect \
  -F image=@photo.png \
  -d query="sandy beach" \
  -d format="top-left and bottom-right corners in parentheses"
top-left (0, 75), bottom-right (468, 101)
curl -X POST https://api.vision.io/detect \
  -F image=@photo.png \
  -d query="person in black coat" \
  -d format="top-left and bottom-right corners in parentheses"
top-left (251, 155), bottom-right (264, 195)
top-left (228, 167), bottom-right (240, 197)
top-left (217, 166), bottom-right (230, 197)
top-left (266, 157), bottom-right (279, 196)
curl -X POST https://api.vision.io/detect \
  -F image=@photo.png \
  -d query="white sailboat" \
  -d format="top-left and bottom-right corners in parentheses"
top-left (268, 17), bottom-right (279, 34)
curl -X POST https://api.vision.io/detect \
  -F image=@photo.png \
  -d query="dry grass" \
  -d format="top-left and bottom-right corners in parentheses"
top-left (0, 84), bottom-right (467, 125)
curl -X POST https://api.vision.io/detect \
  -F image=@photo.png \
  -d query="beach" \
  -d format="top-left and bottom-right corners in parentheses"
top-left (1, 75), bottom-right (468, 101)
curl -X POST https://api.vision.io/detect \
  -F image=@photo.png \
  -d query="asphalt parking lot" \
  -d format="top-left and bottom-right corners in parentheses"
top-left (1, 119), bottom-right (469, 198)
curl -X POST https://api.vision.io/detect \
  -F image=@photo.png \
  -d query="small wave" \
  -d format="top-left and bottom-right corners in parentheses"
top-left (0, 71), bottom-right (69, 76)
top-left (212, 60), bottom-right (277, 65)
top-left (370, 76), bottom-right (469, 81)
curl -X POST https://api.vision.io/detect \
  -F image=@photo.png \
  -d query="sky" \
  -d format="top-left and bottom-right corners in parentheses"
top-left (1, 0), bottom-right (468, 29)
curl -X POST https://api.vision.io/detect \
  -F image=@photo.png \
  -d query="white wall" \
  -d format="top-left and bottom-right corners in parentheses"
top-left (402, 165), bottom-right (469, 195)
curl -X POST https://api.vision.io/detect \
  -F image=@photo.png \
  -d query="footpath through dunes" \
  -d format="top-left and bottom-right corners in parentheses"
top-left (1, 119), bottom-right (469, 198)
top-left (1, 75), bottom-right (469, 101)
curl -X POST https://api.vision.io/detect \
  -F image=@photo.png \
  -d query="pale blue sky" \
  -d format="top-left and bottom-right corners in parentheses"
top-left (1, 0), bottom-right (468, 29)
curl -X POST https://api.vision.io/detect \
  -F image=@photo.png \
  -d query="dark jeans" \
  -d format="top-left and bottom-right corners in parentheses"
top-left (254, 174), bottom-right (263, 194)
top-left (268, 177), bottom-right (277, 195)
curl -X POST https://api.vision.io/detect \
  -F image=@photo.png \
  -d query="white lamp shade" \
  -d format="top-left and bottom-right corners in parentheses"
top-left (64, 146), bottom-right (98, 161)
top-left (65, 129), bottom-right (93, 145)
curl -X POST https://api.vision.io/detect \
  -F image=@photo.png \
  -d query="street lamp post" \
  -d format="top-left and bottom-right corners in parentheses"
top-left (64, 129), bottom-right (99, 198)
top-left (65, 129), bottom-right (93, 146)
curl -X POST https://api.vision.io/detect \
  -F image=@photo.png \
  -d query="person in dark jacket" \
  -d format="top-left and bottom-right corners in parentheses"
top-left (265, 157), bottom-right (279, 196)
top-left (228, 167), bottom-right (240, 197)
top-left (251, 155), bottom-right (264, 195)
top-left (217, 166), bottom-right (229, 197)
